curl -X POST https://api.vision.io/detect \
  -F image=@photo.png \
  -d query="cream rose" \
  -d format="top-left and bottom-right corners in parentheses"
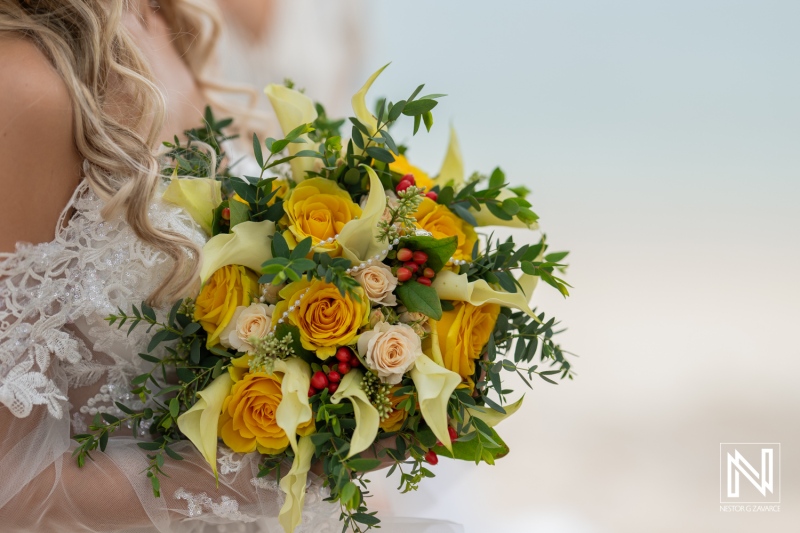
top-left (353, 262), bottom-right (398, 306)
top-left (357, 322), bottom-right (422, 384)
top-left (219, 303), bottom-right (274, 353)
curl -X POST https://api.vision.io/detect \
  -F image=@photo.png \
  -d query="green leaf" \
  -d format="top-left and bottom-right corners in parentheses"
top-left (545, 251), bottom-right (570, 263)
top-left (228, 198), bottom-right (250, 229)
top-left (396, 281), bottom-right (442, 320)
top-left (182, 322), bottom-right (201, 336)
top-left (164, 446), bottom-right (184, 461)
top-left (365, 146), bottom-right (395, 164)
top-left (388, 100), bottom-right (406, 121)
top-left (340, 481), bottom-right (357, 504)
top-left (272, 231), bottom-right (291, 259)
top-left (402, 235), bottom-right (458, 272)
top-left (434, 424), bottom-right (509, 465)
top-left (291, 237), bottom-right (313, 260)
top-left (347, 458), bottom-right (382, 472)
top-left (423, 110), bottom-right (434, 132)
top-left (141, 303), bottom-right (157, 322)
top-left (137, 442), bottom-right (163, 451)
top-left (501, 198), bottom-right (520, 215)
top-left (169, 398), bottom-right (180, 418)
top-left (147, 329), bottom-right (179, 353)
top-left (353, 513), bottom-right (381, 526)
top-left (138, 352), bottom-right (160, 364)
top-left (402, 99), bottom-right (438, 116)
top-left (252, 133), bottom-right (263, 168)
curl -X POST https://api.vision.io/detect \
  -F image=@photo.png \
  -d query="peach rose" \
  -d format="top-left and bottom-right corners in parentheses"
top-left (357, 322), bottom-right (422, 384)
top-left (219, 303), bottom-right (275, 353)
top-left (353, 262), bottom-right (398, 306)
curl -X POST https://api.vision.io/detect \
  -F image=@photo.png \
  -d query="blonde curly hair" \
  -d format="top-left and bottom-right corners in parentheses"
top-left (0, 0), bottom-right (230, 305)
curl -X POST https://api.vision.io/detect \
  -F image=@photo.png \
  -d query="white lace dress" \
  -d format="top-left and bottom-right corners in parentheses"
top-left (0, 181), bottom-right (339, 533)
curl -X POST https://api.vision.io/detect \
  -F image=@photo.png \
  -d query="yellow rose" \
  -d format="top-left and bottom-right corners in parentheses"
top-left (282, 177), bottom-right (361, 255)
top-left (219, 371), bottom-right (315, 454)
top-left (274, 279), bottom-right (369, 359)
top-left (379, 386), bottom-right (410, 432)
top-left (434, 301), bottom-right (501, 387)
top-left (414, 197), bottom-right (477, 262)
top-left (389, 154), bottom-right (435, 192)
top-left (194, 265), bottom-right (259, 347)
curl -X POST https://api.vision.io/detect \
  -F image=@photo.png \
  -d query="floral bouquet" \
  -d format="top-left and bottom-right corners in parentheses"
top-left (74, 65), bottom-right (574, 533)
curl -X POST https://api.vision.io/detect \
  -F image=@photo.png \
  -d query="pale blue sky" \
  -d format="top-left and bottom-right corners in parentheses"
top-left (361, 2), bottom-right (800, 532)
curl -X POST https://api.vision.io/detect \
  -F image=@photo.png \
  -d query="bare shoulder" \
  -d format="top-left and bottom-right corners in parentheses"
top-left (0, 33), bottom-right (82, 253)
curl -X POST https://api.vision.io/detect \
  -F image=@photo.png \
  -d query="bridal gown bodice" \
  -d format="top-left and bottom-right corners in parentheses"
top-left (0, 180), bottom-right (338, 533)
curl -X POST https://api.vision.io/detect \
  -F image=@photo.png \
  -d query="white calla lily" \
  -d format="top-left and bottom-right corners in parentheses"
top-left (431, 269), bottom-right (540, 319)
top-left (273, 358), bottom-right (313, 454)
top-left (200, 221), bottom-right (275, 283)
top-left (331, 370), bottom-right (380, 457)
top-left (434, 127), bottom-right (465, 189)
top-left (162, 177), bottom-right (223, 236)
top-left (352, 63), bottom-right (390, 136)
top-left (338, 167), bottom-right (388, 265)
top-left (410, 354), bottom-right (461, 451)
top-left (264, 84), bottom-right (318, 182)
top-left (175, 373), bottom-right (234, 479)
top-left (278, 435), bottom-right (314, 533)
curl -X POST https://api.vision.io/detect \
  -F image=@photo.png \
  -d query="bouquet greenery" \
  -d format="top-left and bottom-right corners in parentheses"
top-left (73, 65), bottom-right (574, 533)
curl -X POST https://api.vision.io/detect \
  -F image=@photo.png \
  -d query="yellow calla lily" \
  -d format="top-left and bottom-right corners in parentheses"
top-left (466, 396), bottom-right (524, 427)
top-left (431, 269), bottom-right (540, 319)
top-left (434, 127), bottom-right (464, 189)
top-left (278, 435), bottom-right (314, 533)
top-left (273, 358), bottom-right (313, 454)
top-left (410, 354), bottom-right (461, 451)
top-left (264, 84), bottom-right (318, 182)
top-left (175, 373), bottom-right (234, 478)
top-left (200, 220), bottom-right (275, 283)
top-left (352, 63), bottom-right (390, 136)
top-left (338, 167), bottom-right (388, 265)
top-left (162, 177), bottom-right (222, 236)
top-left (330, 370), bottom-right (379, 458)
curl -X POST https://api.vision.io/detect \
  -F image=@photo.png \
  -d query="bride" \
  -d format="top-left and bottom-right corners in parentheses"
top-left (0, 1), bottom-right (341, 531)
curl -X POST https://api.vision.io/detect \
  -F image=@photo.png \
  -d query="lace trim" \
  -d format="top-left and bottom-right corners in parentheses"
top-left (174, 488), bottom-right (259, 522)
top-left (0, 180), bottom-right (205, 419)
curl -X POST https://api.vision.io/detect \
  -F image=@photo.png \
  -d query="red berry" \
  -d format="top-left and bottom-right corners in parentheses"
top-left (328, 370), bottom-right (341, 383)
top-left (335, 347), bottom-right (353, 362)
top-left (221, 207), bottom-right (231, 220)
top-left (423, 267), bottom-right (435, 279)
top-left (402, 174), bottom-right (416, 185)
top-left (448, 427), bottom-right (458, 441)
top-left (310, 371), bottom-right (328, 390)
top-left (397, 267), bottom-right (412, 282)
top-left (327, 382), bottom-right (339, 394)
top-left (396, 180), bottom-right (413, 193)
top-left (349, 355), bottom-right (360, 368)
top-left (417, 277), bottom-right (432, 287)
top-left (425, 191), bottom-right (438, 201)
top-left (308, 387), bottom-right (316, 397)
top-left (424, 449), bottom-right (439, 465)
top-left (338, 362), bottom-right (351, 375)
top-left (396, 248), bottom-right (413, 262)
top-left (403, 261), bottom-right (419, 274)
top-left (412, 251), bottom-right (428, 264)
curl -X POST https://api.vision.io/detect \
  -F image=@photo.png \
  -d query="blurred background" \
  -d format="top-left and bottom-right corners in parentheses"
top-left (218, 1), bottom-right (799, 531)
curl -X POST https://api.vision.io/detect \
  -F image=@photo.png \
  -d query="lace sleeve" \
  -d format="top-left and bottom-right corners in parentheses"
top-left (0, 183), bottom-right (337, 532)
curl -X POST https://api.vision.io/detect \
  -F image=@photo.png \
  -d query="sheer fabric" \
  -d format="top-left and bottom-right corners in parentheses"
top-left (0, 181), bottom-right (338, 532)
